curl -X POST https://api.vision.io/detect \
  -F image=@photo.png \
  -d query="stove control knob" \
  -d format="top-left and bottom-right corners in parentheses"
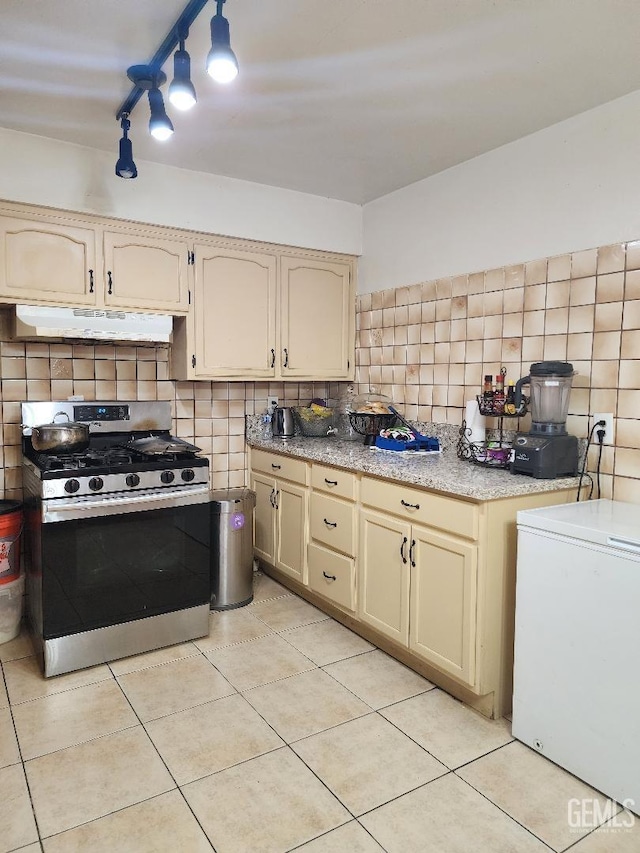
top-left (64, 479), bottom-right (80, 494)
top-left (181, 469), bottom-right (195, 482)
top-left (161, 471), bottom-right (175, 484)
top-left (126, 473), bottom-right (140, 488)
top-left (89, 477), bottom-right (104, 491)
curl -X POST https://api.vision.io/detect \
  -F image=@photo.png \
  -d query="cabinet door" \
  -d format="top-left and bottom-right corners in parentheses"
top-left (358, 509), bottom-right (410, 644)
top-left (0, 216), bottom-right (96, 305)
top-left (409, 525), bottom-right (478, 686)
top-left (194, 245), bottom-right (277, 378)
top-left (251, 473), bottom-right (277, 565)
top-left (103, 231), bottom-right (189, 313)
top-left (275, 480), bottom-right (308, 583)
top-left (280, 256), bottom-right (353, 379)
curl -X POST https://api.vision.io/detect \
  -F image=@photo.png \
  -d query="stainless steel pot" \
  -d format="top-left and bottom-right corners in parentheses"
top-left (31, 412), bottom-right (90, 454)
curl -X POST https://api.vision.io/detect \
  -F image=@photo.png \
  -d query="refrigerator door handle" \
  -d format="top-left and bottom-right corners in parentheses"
top-left (607, 536), bottom-right (640, 555)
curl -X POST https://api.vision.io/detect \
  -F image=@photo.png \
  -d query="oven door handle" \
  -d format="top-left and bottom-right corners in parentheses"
top-left (42, 485), bottom-right (210, 523)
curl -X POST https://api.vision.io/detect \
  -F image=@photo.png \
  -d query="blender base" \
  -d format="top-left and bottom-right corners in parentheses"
top-left (511, 433), bottom-right (579, 479)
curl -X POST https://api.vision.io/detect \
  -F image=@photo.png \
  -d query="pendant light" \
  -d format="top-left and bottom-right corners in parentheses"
top-left (115, 115), bottom-right (137, 179)
top-left (207, 0), bottom-right (238, 84)
top-left (169, 27), bottom-right (197, 111)
top-left (115, 0), bottom-right (239, 178)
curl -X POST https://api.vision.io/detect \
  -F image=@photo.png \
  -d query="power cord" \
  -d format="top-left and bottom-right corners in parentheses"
top-left (577, 419), bottom-right (605, 501)
top-left (596, 426), bottom-right (606, 499)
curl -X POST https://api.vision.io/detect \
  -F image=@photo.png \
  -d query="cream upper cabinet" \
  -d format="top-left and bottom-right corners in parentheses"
top-left (191, 244), bottom-right (277, 379)
top-left (0, 215), bottom-right (97, 305)
top-left (409, 525), bottom-right (477, 684)
top-left (102, 230), bottom-right (190, 313)
top-left (280, 255), bottom-right (354, 379)
top-left (171, 246), bottom-right (355, 381)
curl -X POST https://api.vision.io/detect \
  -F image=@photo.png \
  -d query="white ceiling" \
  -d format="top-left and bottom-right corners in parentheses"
top-left (1, 0), bottom-right (640, 204)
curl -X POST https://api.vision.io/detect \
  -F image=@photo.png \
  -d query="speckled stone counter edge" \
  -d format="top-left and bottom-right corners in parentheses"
top-left (245, 416), bottom-right (581, 502)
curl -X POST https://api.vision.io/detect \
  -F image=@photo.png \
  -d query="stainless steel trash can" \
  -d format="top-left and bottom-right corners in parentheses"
top-left (210, 488), bottom-right (256, 610)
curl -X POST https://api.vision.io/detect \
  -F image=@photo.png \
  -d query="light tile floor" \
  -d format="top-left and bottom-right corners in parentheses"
top-left (1, 571), bottom-right (638, 852)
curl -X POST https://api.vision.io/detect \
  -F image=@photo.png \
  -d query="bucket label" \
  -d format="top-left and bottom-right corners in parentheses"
top-left (230, 512), bottom-right (245, 530)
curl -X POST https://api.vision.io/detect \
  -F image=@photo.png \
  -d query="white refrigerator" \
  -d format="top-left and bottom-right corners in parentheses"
top-left (512, 499), bottom-right (640, 815)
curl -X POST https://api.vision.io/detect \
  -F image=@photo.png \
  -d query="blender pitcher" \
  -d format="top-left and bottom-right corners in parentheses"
top-left (514, 362), bottom-right (575, 435)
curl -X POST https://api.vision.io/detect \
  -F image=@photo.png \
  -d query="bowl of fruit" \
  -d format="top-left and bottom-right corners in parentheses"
top-left (292, 400), bottom-right (336, 437)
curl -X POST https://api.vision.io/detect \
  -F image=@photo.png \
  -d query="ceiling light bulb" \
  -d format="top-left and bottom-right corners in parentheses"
top-left (115, 116), bottom-right (137, 179)
top-left (169, 46), bottom-right (197, 111)
top-left (207, 7), bottom-right (238, 84)
top-left (148, 87), bottom-right (174, 141)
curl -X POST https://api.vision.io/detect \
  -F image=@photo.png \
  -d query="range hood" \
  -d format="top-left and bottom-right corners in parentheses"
top-left (13, 305), bottom-right (173, 343)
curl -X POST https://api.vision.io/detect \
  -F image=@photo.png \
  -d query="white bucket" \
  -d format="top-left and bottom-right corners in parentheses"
top-left (0, 573), bottom-right (25, 644)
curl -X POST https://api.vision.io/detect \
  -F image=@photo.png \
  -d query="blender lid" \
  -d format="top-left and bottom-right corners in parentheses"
top-left (529, 361), bottom-right (574, 376)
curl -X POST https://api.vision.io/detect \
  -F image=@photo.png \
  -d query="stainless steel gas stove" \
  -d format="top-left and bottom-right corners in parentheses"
top-left (21, 401), bottom-right (211, 677)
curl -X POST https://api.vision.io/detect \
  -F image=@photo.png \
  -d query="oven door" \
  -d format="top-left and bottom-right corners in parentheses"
top-left (38, 487), bottom-right (211, 640)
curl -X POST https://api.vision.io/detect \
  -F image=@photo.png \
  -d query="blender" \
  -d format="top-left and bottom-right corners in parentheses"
top-left (511, 361), bottom-right (579, 478)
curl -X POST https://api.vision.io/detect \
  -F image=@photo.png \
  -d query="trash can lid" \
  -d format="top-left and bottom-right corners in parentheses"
top-left (0, 500), bottom-right (22, 515)
top-left (210, 488), bottom-right (256, 511)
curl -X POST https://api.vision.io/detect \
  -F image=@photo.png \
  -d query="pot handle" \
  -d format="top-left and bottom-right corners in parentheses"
top-left (52, 411), bottom-right (71, 423)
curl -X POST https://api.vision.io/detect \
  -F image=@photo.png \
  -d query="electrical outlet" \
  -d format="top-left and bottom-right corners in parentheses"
top-left (593, 412), bottom-right (614, 445)
top-left (268, 396), bottom-right (278, 413)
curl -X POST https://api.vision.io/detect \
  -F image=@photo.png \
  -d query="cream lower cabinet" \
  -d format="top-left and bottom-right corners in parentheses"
top-left (358, 478), bottom-right (478, 687)
top-left (250, 450), bottom-right (309, 584)
top-left (307, 464), bottom-right (357, 612)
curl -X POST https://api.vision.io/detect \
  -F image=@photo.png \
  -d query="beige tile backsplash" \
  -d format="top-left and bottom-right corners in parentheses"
top-left (0, 309), bottom-right (332, 500)
top-left (355, 239), bottom-right (640, 504)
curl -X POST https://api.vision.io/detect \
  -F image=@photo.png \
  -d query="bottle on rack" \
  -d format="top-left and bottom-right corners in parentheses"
top-left (505, 380), bottom-right (517, 415)
top-left (482, 375), bottom-right (494, 412)
top-left (493, 373), bottom-right (505, 414)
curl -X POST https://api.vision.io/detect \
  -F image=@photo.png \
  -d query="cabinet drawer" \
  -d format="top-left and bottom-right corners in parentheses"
top-left (311, 465), bottom-right (357, 501)
top-left (309, 493), bottom-right (355, 556)
top-left (251, 449), bottom-right (308, 485)
top-left (308, 543), bottom-right (355, 612)
top-left (360, 476), bottom-right (478, 540)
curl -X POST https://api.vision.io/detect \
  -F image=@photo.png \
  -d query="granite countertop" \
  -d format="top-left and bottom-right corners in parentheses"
top-left (246, 432), bottom-right (582, 502)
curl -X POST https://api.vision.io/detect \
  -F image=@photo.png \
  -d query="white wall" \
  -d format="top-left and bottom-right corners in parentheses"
top-left (0, 128), bottom-right (362, 256)
top-left (360, 89), bottom-right (640, 293)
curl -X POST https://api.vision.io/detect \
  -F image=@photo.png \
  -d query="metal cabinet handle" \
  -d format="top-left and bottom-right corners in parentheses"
top-left (283, 348), bottom-right (289, 368)
top-left (269, 488), bottom-right (276, 507)
top-left (323, 518), bottom-right (337, 528)
top-left (88, 269), bottom-right (94, 293)
top-left (323, 571), bottom-right (337, 581)
top-left (401, 499), bottom-right (420, 510)
top-left (270, 348), bottom-right (276, 368)
top-left (107, 270), bottom-right (113, 294)
top-left (324, 478), bottom-right (338, 486)
top-left (409, 539), bottom-right (416, 567)
top-left (273, 489), bottom-right (279, 509)
top-left (400, 536), bottom-right (408, 564)
top-left (271, 463), bottom-right (281, 470)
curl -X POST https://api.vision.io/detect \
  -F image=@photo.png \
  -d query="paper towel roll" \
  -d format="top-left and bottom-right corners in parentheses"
top-left (464, 400), bottom-right (486, 444)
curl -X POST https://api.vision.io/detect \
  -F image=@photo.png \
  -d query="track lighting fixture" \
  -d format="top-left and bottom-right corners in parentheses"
top-left (115, 114), bottom-right (137, 179)
top-left (207, 0), bottom-right (239, 84)
top-left (115, 0), bottom-right (239, 178)
top-left (169, 28), bottom-right (197, 111)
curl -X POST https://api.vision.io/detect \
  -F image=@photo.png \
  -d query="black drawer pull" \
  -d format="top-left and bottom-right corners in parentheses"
top-left (409, 539), bottom-right (416, 567)
top-left (271, 464), bottom-right (281, 469)
top-left (88, 269), bottom-right (94, 293)
top-left (323, 518), bottom-right (337, 528)
top-left (323, 571), bottom-right (337, 581)
top-left (401, 499), bottom-right (420, 510)
top-left (324, 478), bottom-right (338, 486)
top-left (270, 348), bottom-right (275, 368)
top-left (400, 536), bottom-right (408, 564)
top-left (107, 270), bottom-right (113, 294)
